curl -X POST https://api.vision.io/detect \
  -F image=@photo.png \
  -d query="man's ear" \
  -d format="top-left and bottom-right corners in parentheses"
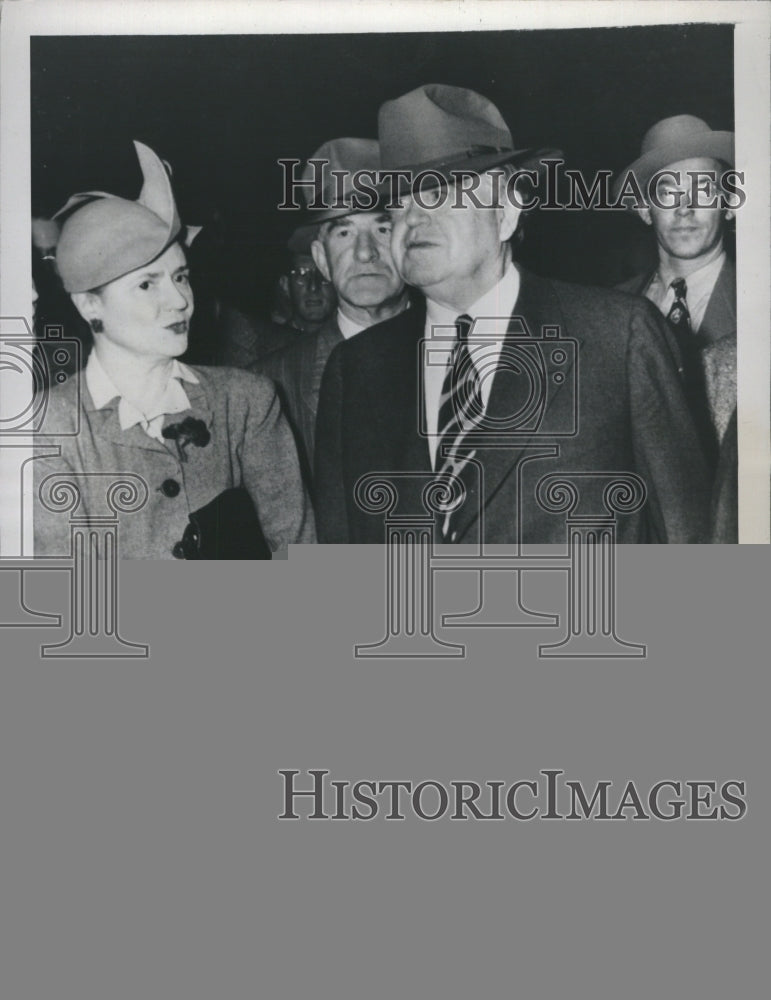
top-left (71, 291), bottom-right (102, 325)
top-left (498, 196), bottom-right (522, 244)
top-left (310, 239), bottom-right (332, 283)
top-left (637, 205), bottom-right (653, 227)
top-left (278, 274), bottom-right (290, 296)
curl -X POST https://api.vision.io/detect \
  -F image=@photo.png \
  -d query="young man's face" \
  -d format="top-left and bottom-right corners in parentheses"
top-left (312, 212), bottom-right (404, 310)
top-left (640, 157), bottom-right (733, 264)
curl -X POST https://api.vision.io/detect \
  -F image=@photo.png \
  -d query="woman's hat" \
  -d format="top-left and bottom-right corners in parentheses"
top-left (287, 137), bottom-right (381, 253)
top-left (377, 84), bottom-right (560, 192)
top-left (54, 141), bottom-right (182, 293)
top-left (613, 115), bottom-right (734, 202)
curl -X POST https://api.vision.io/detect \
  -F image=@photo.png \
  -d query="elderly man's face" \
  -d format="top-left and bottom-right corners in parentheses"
top-left (287, 253), bottom-right (336, 324)
top-left (312, 212), bottom-right (404, 310)
top-left (640, 157), bottom-right (733, 263)
top-left (388, 174), bottom-right (519, 310)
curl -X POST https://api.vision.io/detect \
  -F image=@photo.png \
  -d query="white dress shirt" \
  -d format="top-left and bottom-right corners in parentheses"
top-left (423, 264), bottom-right (521, 468)
top-left (336, 308), bottom-right (368, 341)
top-left (644, 250), bottom-right (725, 333)
top-left (337, 299), bottom-right (411, 341)
top-left (85, 350), bottom-right (199, 442)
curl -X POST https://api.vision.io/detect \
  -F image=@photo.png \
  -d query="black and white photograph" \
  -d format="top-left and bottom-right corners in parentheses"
top-left (0, 3), bottom-right (770, 999)
top-left (1, 2), bottom-right (768, 557)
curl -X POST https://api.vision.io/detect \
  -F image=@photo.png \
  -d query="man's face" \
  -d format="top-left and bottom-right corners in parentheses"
top-left (77, 242), bottom-right (194, 360)
top-left (387, 174), bottom-right (519, 309)
top-left (287, 253), bottom-right (336, 324)
top-left (640, 157), bottom-right (733, 263)
top-left (312, 212), bottom-right (404, 310)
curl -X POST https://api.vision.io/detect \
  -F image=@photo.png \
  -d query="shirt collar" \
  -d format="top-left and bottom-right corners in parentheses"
top-left (336, 308), bottom-right (368, 341)
top-left (85, 350), bottom-right (199, 435)
top-left (336, 298), bottom-right (411, 340)
top-left (425, 264), bottom-right (521, 341)
top-left (655, 248), bottom-right (726, 298)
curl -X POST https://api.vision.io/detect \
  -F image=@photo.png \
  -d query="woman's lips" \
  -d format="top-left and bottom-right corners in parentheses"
top-left (166, 321), bottom-right (189, 334)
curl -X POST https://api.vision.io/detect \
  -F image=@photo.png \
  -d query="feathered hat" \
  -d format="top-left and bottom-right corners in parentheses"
top-left (54, 141), bottom-right (183, 293)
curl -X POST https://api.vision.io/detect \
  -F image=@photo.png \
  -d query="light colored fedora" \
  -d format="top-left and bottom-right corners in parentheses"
top-left (377, 83), bottom-right (560, 189)
top-left (288, 137), bottom-right (381, 253)
top-left (54, 140), bottom-right (182, 293)
top-left (614, 115), bottom-right (734, 200)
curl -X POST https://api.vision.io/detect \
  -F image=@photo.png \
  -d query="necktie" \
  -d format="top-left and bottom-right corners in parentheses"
top-left (434, 314), bottom-right (484, 540)
top-left (666, 277), bottom-right (717, 471)
top-left (667, 277), bottom-right (691, 332)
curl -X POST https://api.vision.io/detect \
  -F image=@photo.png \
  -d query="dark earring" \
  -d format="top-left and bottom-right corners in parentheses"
top-left (89, 319), bottom-right (104, 333)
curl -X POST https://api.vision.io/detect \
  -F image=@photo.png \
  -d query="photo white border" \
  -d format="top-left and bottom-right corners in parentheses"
top-left (1, 0), bottom-right (768, 549)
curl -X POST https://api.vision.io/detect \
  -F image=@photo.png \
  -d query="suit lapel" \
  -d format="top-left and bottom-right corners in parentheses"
top-left (307, 319), bottom-right (343, 410)
top-left (452, 268), bottom-right (581, 542)
top-left (699, 257), bottom-right (736, 344)
top-left (364, 303), bottom-right (432, 521)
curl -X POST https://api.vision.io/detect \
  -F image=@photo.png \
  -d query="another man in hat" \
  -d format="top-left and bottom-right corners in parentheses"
top-left (315, 85), bottom-right (712, 544)
top-left (258, 138), bottom-right (410, 480)
top-left (615, 115), bottom-right (737, 541)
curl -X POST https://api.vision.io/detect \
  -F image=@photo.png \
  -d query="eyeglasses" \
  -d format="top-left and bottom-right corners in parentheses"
top-left (289, 266), bottom-right (330, 286)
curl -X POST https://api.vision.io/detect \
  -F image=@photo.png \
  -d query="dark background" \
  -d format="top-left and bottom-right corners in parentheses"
top-left (31, 25), bottom-right (733, 325)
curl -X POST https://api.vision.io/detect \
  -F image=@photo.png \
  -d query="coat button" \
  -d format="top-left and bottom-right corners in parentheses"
top-left (160, 478), bottom-right (181, 498)
top-left (172, 541), bottom-right (187, 559)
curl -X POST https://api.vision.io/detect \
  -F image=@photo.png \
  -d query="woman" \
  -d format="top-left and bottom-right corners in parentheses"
top-left (34, 141), bottom-right (315, 558)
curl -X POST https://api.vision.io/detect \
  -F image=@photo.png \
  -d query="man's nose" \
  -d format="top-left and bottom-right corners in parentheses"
top-left (354, 230), bottom-right (379, 262)
top-left (307, 268), bottom-right (324, 291)
top-left (403, 196), bottom-right (426, 227)
top-left (674, 191), bottom-right (694, 215)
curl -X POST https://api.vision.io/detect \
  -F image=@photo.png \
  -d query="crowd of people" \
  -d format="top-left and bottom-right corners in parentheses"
top-left (31, 84), bottom-right (737, 557)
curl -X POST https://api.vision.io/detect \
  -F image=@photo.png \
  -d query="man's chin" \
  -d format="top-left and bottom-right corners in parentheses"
top-left (344, 279), bottom-right (400, 306)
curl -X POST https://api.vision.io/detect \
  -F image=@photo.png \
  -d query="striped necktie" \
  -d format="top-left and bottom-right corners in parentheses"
top-left (434, 314), bottom-right (484, 540)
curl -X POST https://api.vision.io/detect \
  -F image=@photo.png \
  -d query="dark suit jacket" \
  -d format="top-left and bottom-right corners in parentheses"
top-left (618, 257), bottom-right (736, 441)
top-left (619, 257), bottom-right (737, 542)
top-left (315, 268), bottom-right (712, 544)
top-left (256, 316), bottom-right (343, 480)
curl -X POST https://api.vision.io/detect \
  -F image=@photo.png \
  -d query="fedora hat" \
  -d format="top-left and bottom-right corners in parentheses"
top-left (614, 115), bottom-right (734, 201)
top-left (54, 140), bottom-right (182, 293)
top-left (287, 137), bottom-right (381, 253)
top-left (377, 83), bottom-right (560, 190)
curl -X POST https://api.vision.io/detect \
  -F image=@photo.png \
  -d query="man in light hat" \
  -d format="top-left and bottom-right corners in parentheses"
top-left (615, 115), bottom-right (737, 541)
top-left (315, 85), bottom-right (712, 544)
top-left (258, 138), bottom-right (410, 480)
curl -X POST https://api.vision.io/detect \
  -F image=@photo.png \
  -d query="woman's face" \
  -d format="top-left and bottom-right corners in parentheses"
top-left (85, 242), bottom-right (194, 360)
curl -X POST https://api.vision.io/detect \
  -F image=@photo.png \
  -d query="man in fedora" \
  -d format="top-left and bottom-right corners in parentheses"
top-left (258, 138), bottom-right (410, 480)
top-left (315, 84), bottom-right (712, 544)
top-left (616, 115), bottom-right (737, 541)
